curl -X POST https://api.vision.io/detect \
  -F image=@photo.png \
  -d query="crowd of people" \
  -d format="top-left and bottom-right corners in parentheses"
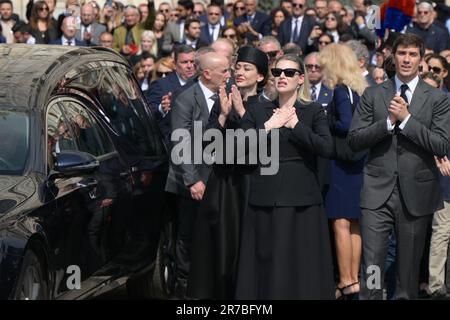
top-left (2, 0), bottom-right (450, 300)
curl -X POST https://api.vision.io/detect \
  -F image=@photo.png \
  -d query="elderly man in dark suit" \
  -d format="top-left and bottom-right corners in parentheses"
top-left (166, 52), bottom-right (231, 299)
top-left (145, 45), bottom-right (196, 145)
top-left (50, 16), bottom-right (86, 46)
top-left (233, 0), bottom-right (271, 44)
top-left (349, 33), bottom-right (450, 300)
top-left (277, 0), bottom-right (315, 54)
top-left (76, 3), bottom-right (106, 45)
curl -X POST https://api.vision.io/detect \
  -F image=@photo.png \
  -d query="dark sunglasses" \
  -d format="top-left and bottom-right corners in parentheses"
top-left (159, 9), bottom-right (170, 13)
top-left (306, 64), bottom-right (321, 71)
top-left (194, 10), bottom-right (203, 15)
top-left (266, 51), bottom-right (279, 58)
top-left (157, 71), bottom-right (172, 78)
top-left (326, 17), bottom-right (336, 21)
top-left (235, 6), bottom-right (245, 11)
top-left (429, 66), bottom-right (442, 74)
top-left (271, 68), bottom-right (302, 77)
top-left (293, 3), bottom-right (304, 8)
top-left (38, 7), bottom-right (49, 11)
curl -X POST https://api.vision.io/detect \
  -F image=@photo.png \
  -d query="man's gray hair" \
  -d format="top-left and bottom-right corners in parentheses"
top-left (258, 36), bottom-right (281, 50)
top-left (346, 40), bottom-right (370, 68)
top-left (418, 1), bottom-right (433, 11)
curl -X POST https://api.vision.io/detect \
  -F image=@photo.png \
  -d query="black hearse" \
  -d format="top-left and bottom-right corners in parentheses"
top-left (0, 44), bottom-right (171, 299)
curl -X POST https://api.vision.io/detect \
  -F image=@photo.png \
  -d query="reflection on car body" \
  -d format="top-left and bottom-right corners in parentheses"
top-left (0, 44), bottom-right (168, 300)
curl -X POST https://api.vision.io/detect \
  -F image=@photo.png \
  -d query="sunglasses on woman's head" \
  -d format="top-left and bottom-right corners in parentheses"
top-left (157, 71), bottom-right (172, 78)
top-left (271, 68), bottom-right (302, 77)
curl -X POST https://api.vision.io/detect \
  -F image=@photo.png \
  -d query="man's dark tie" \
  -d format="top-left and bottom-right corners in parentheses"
top-left (67, 39), bottom-right (72, 46)
top-left (293, 19), bottom-right (299, 43)
top-left (210, 93), bottom-right (219, 102)
top-left (210, 25), bottom-right (215, 42)
top-left (394, 84), bottom-right (409, 133)
top-left (311, 84), bottom-right (317, 101)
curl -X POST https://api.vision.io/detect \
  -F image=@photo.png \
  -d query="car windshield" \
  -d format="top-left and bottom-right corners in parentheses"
top-left (0, 110), bottom-right (29, 175)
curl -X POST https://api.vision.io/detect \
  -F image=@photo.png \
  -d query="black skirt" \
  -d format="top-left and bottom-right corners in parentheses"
top-left (187, 167), bottom-right (249, 299)
top-left (235, 204), bottom-right (335, 300)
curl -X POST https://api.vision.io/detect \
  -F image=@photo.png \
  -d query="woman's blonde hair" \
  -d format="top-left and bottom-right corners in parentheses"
top-left (318, 43), bottom-right (368, 96)
top-left (140, 30), bottom-right (158, 57)
top-left (275, 54), bottom-right (312, 104)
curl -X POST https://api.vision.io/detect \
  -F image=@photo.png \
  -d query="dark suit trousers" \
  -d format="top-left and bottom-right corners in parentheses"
top-left (175, 195), bottom-right (199, 285)
top-left (360, 183), bottom-right (431, 300)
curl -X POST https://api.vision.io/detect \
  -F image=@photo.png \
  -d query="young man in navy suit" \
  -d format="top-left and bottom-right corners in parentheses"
top-left (199, 3), bottom-right (223, 45)
top-left (277, 0), bottom-right (316, 54)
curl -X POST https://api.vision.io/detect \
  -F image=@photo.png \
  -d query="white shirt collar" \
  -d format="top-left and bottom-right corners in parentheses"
top-left (394, 74), bottom-right (419, 95)
top-left (292, 15), bottom-right (304, 24)
top-left (198, 79), bottom-right (216, 113)
top-left (176, 73), bottom-right (187, 86)
top-left (61, 36), bottom-right (75, 46)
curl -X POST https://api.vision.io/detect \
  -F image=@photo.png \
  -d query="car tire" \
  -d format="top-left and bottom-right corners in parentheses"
top-left (151, 229), bottom-right (176, 299)
top-left (126, 221), bottom-right (176, 299)
top-left (13, 249), bottom-right (49, 300)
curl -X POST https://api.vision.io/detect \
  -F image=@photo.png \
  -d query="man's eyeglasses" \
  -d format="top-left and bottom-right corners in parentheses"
top-left (293, 3), bottom-right (304, 8)
top-left (271, 68), bottom-right (302, 77)
top-left (306, 64), bottom-right (321, 71)
top-left (194, 10), bottom-right (203, 15)
top-left (418, 11), bottom-right (429, 15)
top-left (429, 66), bottom-right (442, 74)
top-left (157, 71), bottom-right (172, 78)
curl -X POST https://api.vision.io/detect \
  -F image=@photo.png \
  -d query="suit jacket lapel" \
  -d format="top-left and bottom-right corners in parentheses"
top-left (298, 18), bottom-right (309, 49)
top-left (408, 79), bottom-right (428, 115)
top-left (194, 83), bottom-right (210, 119)
top-left (382, 78), bottom-right (396, 115)
top-left (286, 18), bottom-right (292, 43)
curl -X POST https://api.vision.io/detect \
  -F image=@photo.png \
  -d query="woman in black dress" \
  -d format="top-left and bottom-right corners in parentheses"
top-left (187, 46), bottom-right (268, 299)
top-left (235, 54), bottom-right (335, 299)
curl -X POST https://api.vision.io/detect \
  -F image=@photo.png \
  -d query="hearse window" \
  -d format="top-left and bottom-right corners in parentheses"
top-left (65, 64), bottom-right (166, 159)
top-left (0, 110), bottom-right (29, 175)
top-left (98, 66), bottom-right (166, 158)
top-left (58, 100), bottom-right (115, 157)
